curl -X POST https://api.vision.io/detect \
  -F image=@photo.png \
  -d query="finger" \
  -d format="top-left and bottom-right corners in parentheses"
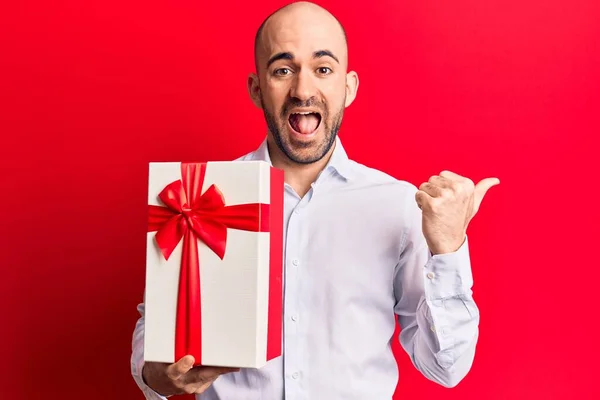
top-left (415, 189), bottom-right (432, 210)
top-left (166, 355), bottom-right (195, 381)
top-left (419, 182), bottom-right (443, 198)
top-left (191, 371), bottom-right (237, 395)
top-left (439, 170), bottom-right (463, 180)
top-left (189, 368), bottom-right (239, 394)
top-left (428, 175), bottom-right (454, 189)
top-left (184, 377), bottom-right (217, 395)
top-left (183, 366), bottom-right (240, 386)
top-left (193, 380), bottom-right (215, 394)
top-left (473, 177), bottom-right (500, 213)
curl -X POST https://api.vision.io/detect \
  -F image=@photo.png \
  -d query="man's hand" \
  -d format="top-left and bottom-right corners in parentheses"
top-left (415, 170), bottom-right (500, 255)
top-left (142, 355), bottom-right (240, 396)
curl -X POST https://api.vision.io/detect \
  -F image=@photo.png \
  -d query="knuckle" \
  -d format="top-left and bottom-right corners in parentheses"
top-left (448, 185), bottom-right (461, 198)
top-left (183, 386), bottom-right (195, 395)
top-left (165, 372), bottom-right (175, 381)
top-left (194, 382), bottom-right (212, 394)
top-left (166, 369), bottom-right (179, 381)
top-left (195, 385), bottom-right (207, 394)
top-left (183, 382), bottom-right (203, 394)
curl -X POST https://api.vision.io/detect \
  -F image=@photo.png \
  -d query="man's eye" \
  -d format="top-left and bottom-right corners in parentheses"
top-left (317, 67), bottom-right (332, 75)
top-left (274, 68), bottom-right (291, 76)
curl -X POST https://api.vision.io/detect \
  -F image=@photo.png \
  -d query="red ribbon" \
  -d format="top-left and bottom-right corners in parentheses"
top-left (147, 163), bottom-right (270, 364)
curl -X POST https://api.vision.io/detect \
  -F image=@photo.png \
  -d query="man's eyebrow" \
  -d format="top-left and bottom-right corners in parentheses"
top-left (313, 49), bottom-right (339, 64)
top-left (267, 52), bottom-right (294, 68)
top-left (266, 50), bottom-right (340, 68)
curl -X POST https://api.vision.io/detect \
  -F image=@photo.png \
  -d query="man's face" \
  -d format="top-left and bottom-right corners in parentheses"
top-left (251, 8), bottom-right (355, 164)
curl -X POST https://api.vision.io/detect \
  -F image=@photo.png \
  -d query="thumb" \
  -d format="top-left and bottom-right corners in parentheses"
top-left (166, 355), bottom-right (196, 380)
top-left (473, 177), bottom-right (500, 214)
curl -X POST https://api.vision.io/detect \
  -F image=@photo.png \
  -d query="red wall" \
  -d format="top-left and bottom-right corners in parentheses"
top-left (1, 1), bottom-right (599, 399)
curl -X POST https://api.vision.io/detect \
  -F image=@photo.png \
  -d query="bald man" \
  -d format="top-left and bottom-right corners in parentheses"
top-left (131, 2), bottom-right (499, 399)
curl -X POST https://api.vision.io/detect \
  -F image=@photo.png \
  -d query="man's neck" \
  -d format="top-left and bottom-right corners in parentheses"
top-left (267, 139), bottom-right (335, 198)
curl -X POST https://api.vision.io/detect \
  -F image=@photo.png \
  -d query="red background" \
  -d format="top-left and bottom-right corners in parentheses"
top-left (1, 1), bottom-right (599, 399)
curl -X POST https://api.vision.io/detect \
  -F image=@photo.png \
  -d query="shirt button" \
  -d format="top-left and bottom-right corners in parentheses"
top-left (292, 259), bottom-right (300, 266)
top-left (294, 208), bottom-right (301, 214)
top-left (291, 315), bottom-right (298, 322)
top-left (426, 271), bottom-right (435, 280)
top-left (292, 372), bottom-right (300, 379)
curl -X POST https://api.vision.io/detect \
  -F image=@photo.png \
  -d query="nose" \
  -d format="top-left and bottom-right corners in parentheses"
top-left (289, 68), bottom-right (317, 102)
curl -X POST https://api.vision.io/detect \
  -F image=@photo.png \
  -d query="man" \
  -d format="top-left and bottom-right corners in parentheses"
top-left (131, 1), bottom-right (499, 399)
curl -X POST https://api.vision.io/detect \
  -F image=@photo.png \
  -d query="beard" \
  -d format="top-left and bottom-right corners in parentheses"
top-left (260, 95), bottom-right (344, 164)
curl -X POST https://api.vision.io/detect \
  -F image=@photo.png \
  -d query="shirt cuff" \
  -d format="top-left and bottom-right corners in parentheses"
top-left (423, 235), bottom-right (473, 300)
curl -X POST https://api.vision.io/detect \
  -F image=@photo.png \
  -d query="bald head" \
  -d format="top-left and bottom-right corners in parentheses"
top-left (246, 1), bottom-right (359, 167)
top-left (254, 2), bottom-right (348, 72)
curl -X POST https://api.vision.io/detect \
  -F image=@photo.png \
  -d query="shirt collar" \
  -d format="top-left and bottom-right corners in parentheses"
top-left (250, 136), bottom-right (356, 182)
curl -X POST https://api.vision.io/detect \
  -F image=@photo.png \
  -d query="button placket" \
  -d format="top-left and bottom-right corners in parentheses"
top-left (283, 197), bottom-right (307, 396)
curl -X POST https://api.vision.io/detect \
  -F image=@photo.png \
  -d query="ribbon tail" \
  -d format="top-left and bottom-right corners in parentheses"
top-left (188, 217), bottom-right (228, 260)
top-left (175, 229), bottom-right (202, 365)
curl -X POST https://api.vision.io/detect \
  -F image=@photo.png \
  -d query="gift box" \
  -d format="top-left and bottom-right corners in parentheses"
top-left (143, 161), bottom-right (284, 368)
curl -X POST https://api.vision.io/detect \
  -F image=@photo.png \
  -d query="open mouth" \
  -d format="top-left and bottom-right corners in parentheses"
top-left (288, 111), bottom-right (322, 135)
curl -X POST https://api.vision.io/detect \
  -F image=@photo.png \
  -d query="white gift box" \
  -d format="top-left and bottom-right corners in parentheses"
top-left (143, 161), bottom-right (283, 368)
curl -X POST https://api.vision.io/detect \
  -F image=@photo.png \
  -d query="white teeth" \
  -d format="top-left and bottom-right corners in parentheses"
top-left (293, 111), bottom-right (316, 115)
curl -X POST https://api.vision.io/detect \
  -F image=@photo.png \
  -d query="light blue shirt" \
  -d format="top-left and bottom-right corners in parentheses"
top-left (131, 136), bottom-right (479, 399)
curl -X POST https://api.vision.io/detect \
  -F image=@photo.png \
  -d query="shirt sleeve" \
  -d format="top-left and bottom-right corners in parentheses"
top-left (393, 190), bottom-right (480, 388)
top-left (131, 300), bottom-right (171, 400)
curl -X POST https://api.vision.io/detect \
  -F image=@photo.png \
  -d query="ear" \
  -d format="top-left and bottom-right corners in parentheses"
top-left (247, 73), bottom-right (263, 109)
top-left (344, 70), bottom-right (359, 108)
